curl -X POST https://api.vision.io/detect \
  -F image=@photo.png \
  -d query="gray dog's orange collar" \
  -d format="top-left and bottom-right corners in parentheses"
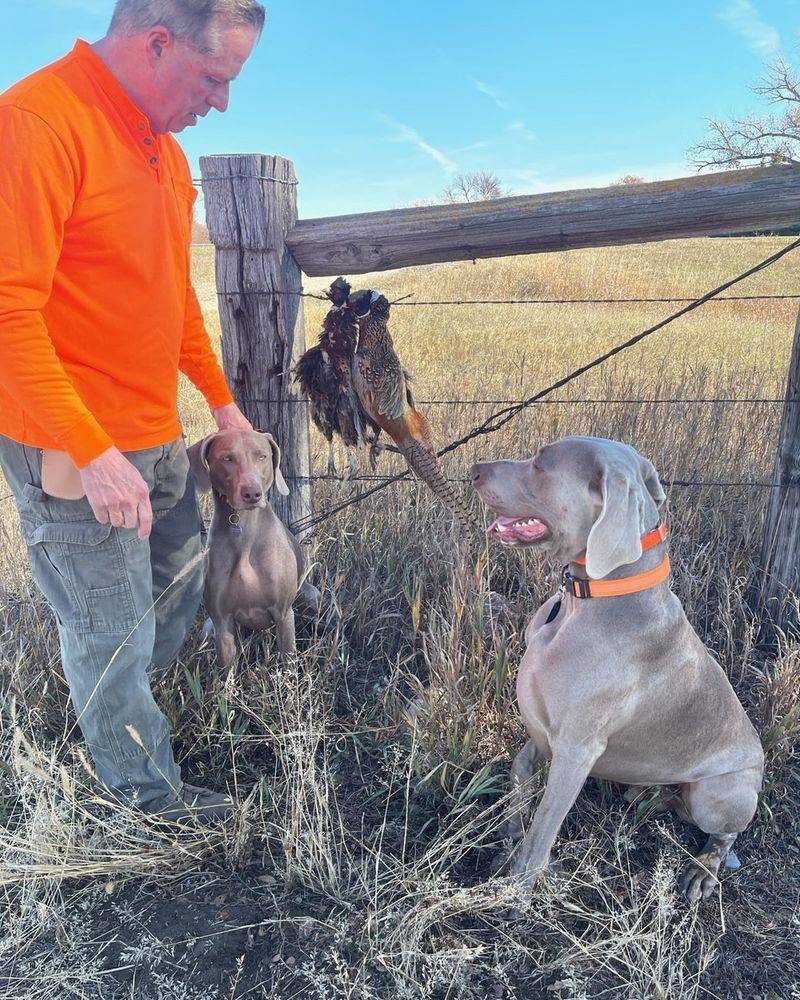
top-left (563, 523), bottom-right (670, 600)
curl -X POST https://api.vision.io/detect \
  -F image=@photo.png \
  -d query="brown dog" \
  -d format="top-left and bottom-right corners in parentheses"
top-left (188, 428), bottom-right (318, 665)
top-left (471, 436), bottom-right (763, 902)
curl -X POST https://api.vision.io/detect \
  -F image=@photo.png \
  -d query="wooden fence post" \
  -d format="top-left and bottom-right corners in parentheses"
top-left (758, 307), bottom-right (800, 639)
top-left (199, 153), bottom-right (311, 532)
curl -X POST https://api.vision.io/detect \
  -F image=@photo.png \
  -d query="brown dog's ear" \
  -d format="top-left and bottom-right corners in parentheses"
top-left (187, 434), bottom-right (216, 492)
top-left (258, 432), bottom-right (289, 496)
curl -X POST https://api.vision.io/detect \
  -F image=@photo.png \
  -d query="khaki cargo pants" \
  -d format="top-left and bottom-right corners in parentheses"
top-left (0, 434), bottom-right (204, 811)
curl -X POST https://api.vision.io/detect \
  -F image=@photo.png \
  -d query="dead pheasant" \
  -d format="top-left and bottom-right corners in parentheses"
top-left (294, 279), bottom-right (380, 475)
top-left (346, 287), bottom-right (477, 528)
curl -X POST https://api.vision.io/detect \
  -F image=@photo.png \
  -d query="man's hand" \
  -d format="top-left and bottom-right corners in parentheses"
top-left (212, 402), bottom-right (252, 431)
top-left (79, 447), bottom-right (153, 539)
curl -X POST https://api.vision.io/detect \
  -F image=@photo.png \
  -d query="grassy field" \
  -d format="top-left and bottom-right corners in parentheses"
top-left (1, 238), bottom-right (799, 998)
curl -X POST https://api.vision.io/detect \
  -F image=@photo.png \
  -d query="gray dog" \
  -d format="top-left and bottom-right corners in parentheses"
top-left (188, 428), bottom-right (318, 665)
top-left (471, 436), bottom-right (763, 902)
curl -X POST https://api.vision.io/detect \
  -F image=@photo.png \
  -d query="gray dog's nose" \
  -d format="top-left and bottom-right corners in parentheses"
top-left (241, 486), bottom-right (263, 503)
top-left (469, 463), bottom-right (486, 485)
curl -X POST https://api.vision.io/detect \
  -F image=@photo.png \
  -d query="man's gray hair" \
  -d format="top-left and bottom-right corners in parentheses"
top-left (110, 0), bottom-right (266, 52)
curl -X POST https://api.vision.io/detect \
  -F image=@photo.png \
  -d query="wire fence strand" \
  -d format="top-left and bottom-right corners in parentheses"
top-left (239, 395), bottom-right (797, 408)
top-left (288, 474), bottom-right (797, 489)
top-left (214, 288), bottom-right (800, 306)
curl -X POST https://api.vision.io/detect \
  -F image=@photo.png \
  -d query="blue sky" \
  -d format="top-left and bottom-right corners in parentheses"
top-left (1, 0), bottom-right (799, 219)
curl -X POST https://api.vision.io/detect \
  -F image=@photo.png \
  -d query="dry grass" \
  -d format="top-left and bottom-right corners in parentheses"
top-left (1, 238), bottom-right (799, 998)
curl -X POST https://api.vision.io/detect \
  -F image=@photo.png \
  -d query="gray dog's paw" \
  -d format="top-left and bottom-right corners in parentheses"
top-left (679, 857), bottom-right (721, 903)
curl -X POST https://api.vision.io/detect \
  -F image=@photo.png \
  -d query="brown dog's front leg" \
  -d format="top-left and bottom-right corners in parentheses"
top-left (512, 742), bottom-right (603, 886)
top-left (214, 618), bottom-right (237, 668)
top-left (275, 607), bottom-right (296, 659)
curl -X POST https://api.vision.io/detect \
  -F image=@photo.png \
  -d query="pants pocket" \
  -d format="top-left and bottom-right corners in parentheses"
top-left (19, 517), bottom-right (142, 634)
top-left (86, 582), bottom-right (138, 633)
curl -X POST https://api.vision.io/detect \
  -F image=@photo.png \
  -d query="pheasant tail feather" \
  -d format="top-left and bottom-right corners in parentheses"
top-left (398, 438), bottom-right (477, 529)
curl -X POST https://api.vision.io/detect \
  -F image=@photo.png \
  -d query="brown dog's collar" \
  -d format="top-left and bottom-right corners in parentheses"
top-left (564, 523), bottom-right (670, 599)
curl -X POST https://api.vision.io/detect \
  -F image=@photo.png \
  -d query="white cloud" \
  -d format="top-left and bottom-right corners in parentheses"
top-left (506, 161), bottom-right (691, 195)
top-left (472, 79), bottom-right (511, 112)
top-left (508, 121), bottom-right (538, 142)
top-left (379, 115), bottom-right (457, 173)
top-left (450, 139), bottom-right (493, 154)
top-left (718, 0), bottom-right (781, 56)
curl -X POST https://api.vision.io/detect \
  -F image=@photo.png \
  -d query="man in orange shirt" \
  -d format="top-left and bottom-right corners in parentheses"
top-left (0, 0), bottom-right (265, 821)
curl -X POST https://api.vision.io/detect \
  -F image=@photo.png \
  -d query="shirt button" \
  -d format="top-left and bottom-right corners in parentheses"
top-left (138, 122), bottom-right (146, 130)
top-left (150, 156), bottom-right (158, 166)
top-left (144, 137), bottom-right (153, 145)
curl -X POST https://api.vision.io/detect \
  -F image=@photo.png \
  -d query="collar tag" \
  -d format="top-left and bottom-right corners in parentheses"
top-left (228, 512), bottom-right (242, 535)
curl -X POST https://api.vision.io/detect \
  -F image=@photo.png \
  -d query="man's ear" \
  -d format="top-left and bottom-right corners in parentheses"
top-left (146, 26), bottom-right (172, 61)
top-left (187, 434), bottom-right (216, 492)
top-left (259, 432), bottom-right (289, 496)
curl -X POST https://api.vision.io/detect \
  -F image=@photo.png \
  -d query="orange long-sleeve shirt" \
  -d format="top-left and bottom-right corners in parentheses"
top-left (0, 39), bottom-right (233, 468)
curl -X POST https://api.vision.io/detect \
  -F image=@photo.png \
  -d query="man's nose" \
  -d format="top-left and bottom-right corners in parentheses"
top-left (208, 84), bottom-right (230, 113)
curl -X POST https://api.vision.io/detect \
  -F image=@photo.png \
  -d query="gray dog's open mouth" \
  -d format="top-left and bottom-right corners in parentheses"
top-left (487, 515), bottom-right (550, 546)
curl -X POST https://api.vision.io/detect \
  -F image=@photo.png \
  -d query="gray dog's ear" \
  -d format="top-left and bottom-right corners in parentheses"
top-left (259, 432), bottom-right (289, 496)
top-left (640, 454), bottom-right (666, 509)
top-left (585, 462), bottom-right (652, 579)
top-left (187, 434), bottom-right (216, 492)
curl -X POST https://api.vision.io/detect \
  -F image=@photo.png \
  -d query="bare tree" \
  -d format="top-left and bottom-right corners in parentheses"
top-left (442, 171), bottom-right (509, 203)
top-left (610, 174), bottom-right (645, 186)
top-left (692, 59), bottom-right (800, 169)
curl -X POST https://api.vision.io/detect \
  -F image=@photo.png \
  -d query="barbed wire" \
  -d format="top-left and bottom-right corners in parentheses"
top-left (0, 470), bottom-right (794, 513)
top-left (214, 288), bottom-right (800, 305)
top-left (389, 294), bottom-right (800, 305)
top-left (239, 395), bottom-right (797, 408)
top-left (289, 234), bottom-right (800, 535)
top-left (289, 473), bottom-right (796, 489)
top-left (191, 175), bottom-right (298, 186)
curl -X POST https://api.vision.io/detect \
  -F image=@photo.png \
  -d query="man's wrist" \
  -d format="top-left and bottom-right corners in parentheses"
top-left (63, 413), bottom-right (115, 468)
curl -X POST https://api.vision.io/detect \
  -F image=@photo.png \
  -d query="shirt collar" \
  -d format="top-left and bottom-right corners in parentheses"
top-left (71, 38), bottom-right (154, 137)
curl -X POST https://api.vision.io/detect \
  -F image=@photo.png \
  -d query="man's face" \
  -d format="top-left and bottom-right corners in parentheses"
top-left (148, 22), bottom-right (259, 134)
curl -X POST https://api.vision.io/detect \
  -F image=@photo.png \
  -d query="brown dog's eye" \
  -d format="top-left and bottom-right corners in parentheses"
top-left (223, 455), bottom-right (235, 462)
top-left (255, 453), bottom-right (267, 460)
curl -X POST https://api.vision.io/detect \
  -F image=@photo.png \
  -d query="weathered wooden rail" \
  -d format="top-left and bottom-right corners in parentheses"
top-left (285, 165), bottom-right (800, 276)
top-left (200, 155), bottom-right (800, 635)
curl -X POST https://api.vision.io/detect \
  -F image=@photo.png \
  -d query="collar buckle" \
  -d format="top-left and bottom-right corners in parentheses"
top-left (562, 567), bottom-right (593, 599)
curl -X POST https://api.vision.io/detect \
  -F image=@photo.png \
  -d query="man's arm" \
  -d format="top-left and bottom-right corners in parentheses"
top-left (0, 107), bottom-right (112, 464)
top-left (0, 107), bottom-right (153, 536)
top-left (180, 278), bottom-right (251, 432)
